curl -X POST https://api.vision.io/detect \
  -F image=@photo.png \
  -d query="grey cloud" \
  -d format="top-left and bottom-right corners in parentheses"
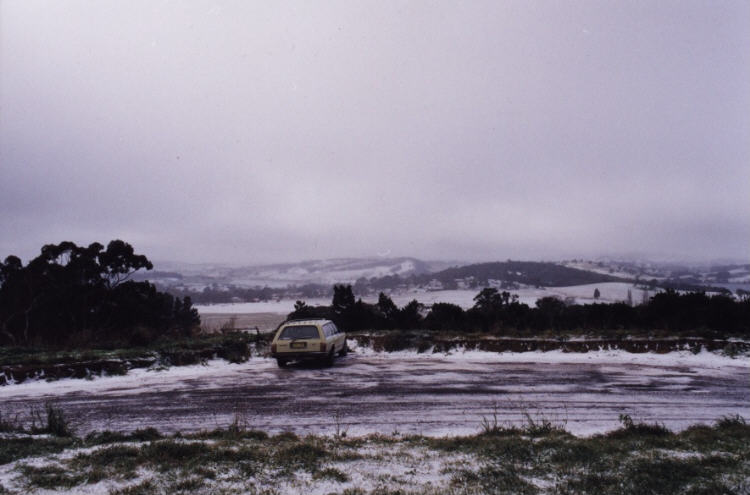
top-left (1, 0), bottom-right (748, 264)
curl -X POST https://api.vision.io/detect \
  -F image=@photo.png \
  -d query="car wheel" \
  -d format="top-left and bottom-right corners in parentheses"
top-left (337, 341), bottom-right (348, 357)
top-left (276, 358), bottom-right (287, 368)
top-left (324, 350), bottom-right (335, 367)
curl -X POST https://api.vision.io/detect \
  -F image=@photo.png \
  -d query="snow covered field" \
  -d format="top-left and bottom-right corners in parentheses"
top-left (2, 348), bottom-right (747, 438)
top-left (196, 282), bottom-right (655, 315)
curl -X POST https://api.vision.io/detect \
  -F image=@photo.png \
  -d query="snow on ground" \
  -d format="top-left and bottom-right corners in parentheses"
top-left (195, 282), bottom-right (657, 315)
top-left (0, 438), bottom-right (474, 495)
top-left (0, 358), bottom-right (272, 399)
top-left (275, 445), bottom-right (470, 495)
top-left (0, 459), bottom-right (147, 495)
top-left (347, 340), bottom-right (750, 370)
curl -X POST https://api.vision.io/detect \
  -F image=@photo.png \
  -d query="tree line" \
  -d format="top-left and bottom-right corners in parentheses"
top-left (289, 285), bottom-right (750, 337)
top-left (0, 241), bottom-right (199, 347)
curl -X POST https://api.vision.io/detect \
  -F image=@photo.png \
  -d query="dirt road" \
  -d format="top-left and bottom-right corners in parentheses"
top-left (1, 350), bottom-right (747, 436)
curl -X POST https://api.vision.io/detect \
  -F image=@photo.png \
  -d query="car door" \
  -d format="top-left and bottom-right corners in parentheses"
top-left (328, 322), bottom-right (343, 351)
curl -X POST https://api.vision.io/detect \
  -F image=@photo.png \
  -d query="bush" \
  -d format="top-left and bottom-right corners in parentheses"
top-left (216, 338), bottom-right (251, 363)
top-left (128, 327), bottom-right (155, 347)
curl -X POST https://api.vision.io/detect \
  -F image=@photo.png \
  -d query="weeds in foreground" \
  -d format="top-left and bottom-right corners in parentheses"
top-left (313, 467), bottom-right (350, 482)
top-left (108, 480), bottom-right (157, 495)
top-left (716, 414), bottom-right (746, 428)
top-left (226, 408), bottom-right (250, 437)
top-left (479, 402), bottom-right (567, 438)
top-left (2, 415), bottom-right (747, 495)
top-left (606, 414), bottom-right (671, 439)
top-left (334, 409), bottom-right (349, 439)
top-left (29, 402), bottom-right (73, 437)
top-left (435, 414), bottom-right (749, 494)
top-left (479, 405), bottom-right (504, 435)
top-left (273, 441), bottom-right (329, 473)
top-left (0, 436), bottom-right (77, 465)
top-left (0, 411), bottom-right (23, 433)
top-left (85, 427), bottom-right (162, 445)
top-left (2, 403), bottom-right (74, 437)
top-left (194, 408), bottom-right (268, 441)
top-left (521, 411), bottom-right (566, 437)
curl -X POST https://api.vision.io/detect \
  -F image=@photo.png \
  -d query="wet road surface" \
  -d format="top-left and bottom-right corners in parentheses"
top-left (1, 352), bottom-right (748, 436)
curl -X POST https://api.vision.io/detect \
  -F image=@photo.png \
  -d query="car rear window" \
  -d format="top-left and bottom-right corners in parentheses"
top-left (278, 325), bottom-right (319, 340)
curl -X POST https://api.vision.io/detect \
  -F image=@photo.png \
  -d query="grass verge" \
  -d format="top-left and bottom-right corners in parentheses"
top-left (0, 415), bottom-right (747, 494)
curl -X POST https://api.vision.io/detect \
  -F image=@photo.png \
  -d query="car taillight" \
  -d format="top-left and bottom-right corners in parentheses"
top-left (271, 343), bottom-right (277, 353)
top-left (320, 342), bottom-right (326, 352)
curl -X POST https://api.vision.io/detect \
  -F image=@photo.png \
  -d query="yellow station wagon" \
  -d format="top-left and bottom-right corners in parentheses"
top-left (270, 319), bottom-right (347, 367)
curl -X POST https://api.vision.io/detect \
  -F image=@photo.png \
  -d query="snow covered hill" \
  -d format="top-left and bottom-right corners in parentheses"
top-left (561, 259), bottom-right (750, 291)
top-left (148, 257), bottom-right (449, 289)
top-left (142, 257), bottom-right (749, 301)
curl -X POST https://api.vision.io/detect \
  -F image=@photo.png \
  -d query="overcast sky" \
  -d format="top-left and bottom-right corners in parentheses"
top-left (1, 1), bottom-right (748, 265)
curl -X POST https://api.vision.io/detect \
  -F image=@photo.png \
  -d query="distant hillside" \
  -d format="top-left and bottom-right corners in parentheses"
top-left (140, 257), bottom-right (448, 289)
top-left (222, 257), bottom-right (437, 286)
top-left (562, 259), bottom-right (750, 293)
top-left (386, 261), bottom-right (624, 289)
top-left (138, 256), bottom-right (748, 304)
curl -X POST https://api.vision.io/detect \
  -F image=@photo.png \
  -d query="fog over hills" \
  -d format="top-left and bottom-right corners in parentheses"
top-left (148, 257), bottom-right (454, 289)
top-left (138, 257), bottom-right (750, 298)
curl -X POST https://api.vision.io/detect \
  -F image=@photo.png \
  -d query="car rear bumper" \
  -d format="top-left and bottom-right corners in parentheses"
top-left (271, 351), bottom-right (328, 360)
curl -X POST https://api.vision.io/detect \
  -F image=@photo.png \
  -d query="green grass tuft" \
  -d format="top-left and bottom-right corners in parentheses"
top-left (20, 464), bottom-right (104, 489)
top-left (274, 442), bottom-right (329, 473)
top-left (313, 467), bottom-right (350, 482)
top-left (108, 479), bottom-right (157, 495)
top-left (0, 436), bottom-right (77, 465)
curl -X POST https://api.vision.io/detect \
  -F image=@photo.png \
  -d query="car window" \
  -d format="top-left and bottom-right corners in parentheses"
top-left (278, 325), bottom-right (319, 340)
top-left (330, 323), bottom-right (339, 334)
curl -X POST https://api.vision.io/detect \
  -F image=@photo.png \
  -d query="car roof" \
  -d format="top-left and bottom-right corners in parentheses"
top-left (280, 319), bottom-right (332, 326)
